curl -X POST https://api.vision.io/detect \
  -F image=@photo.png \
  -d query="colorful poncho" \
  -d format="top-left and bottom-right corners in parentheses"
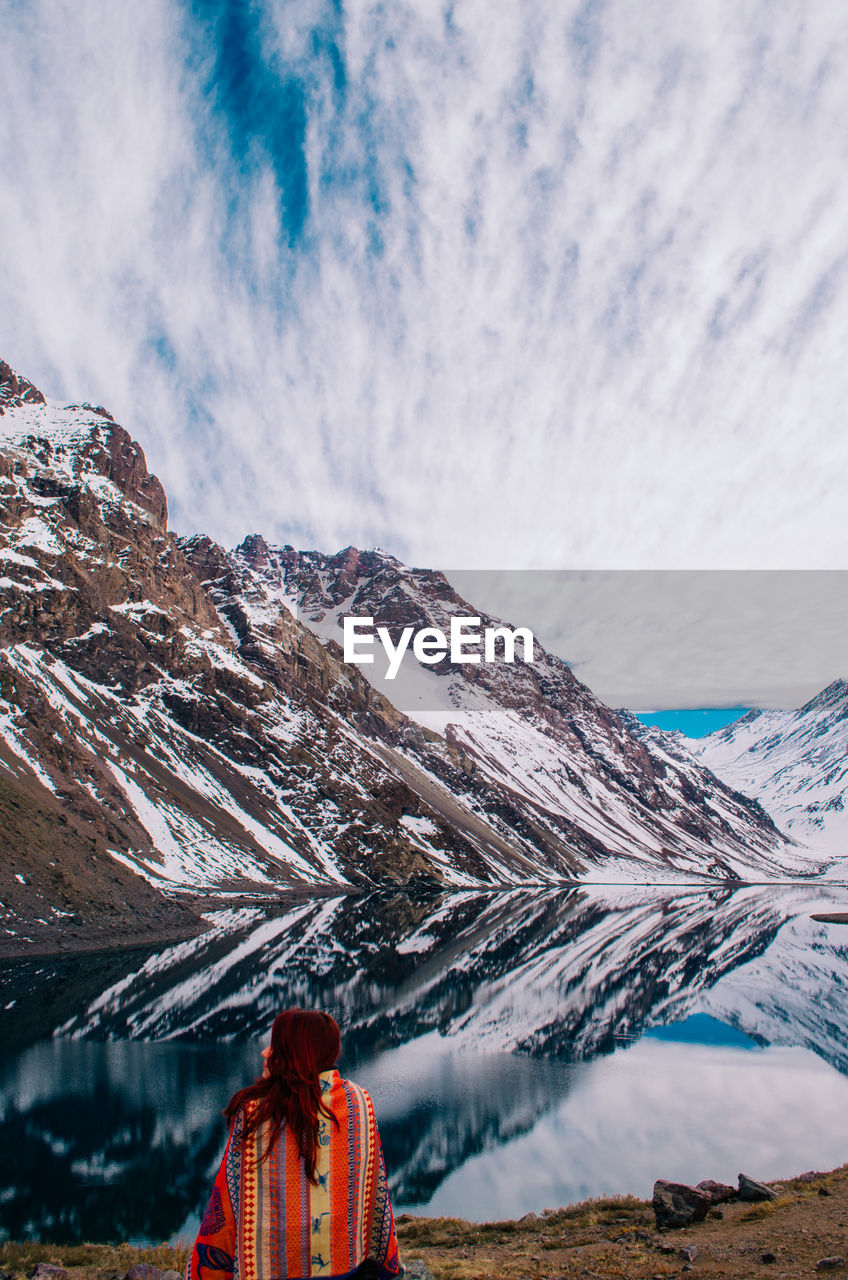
top-left (187, 1070), bottom-right (401, 1280)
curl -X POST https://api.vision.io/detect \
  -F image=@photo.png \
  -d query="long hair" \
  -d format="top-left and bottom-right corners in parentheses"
top-left (224, 1008), bottom-right (341, 1182)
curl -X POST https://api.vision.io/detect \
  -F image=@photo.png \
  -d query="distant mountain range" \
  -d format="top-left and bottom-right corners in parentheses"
top-left (0, 359), bottom-right (832, 948)
top-left (688, 683), bottom-right (848, 855)
top-left (624, 684), bottom-right (848, 861)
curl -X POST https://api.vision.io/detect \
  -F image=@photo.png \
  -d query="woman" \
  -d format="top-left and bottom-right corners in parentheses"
top-left (186, 1009), bottom-right (402, 1280)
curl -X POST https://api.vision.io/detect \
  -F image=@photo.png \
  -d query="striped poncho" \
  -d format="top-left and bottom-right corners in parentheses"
top-left (187, 1070), bottom-right (401, 1280)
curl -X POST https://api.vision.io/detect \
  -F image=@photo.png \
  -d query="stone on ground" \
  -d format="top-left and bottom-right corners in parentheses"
top-left (652, 1179), bottom-right (712, 1229)
top-left (738, 1172), bottom-right (778, 1202)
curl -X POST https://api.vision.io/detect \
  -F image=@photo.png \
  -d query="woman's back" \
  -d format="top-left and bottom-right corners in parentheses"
top-left (186, 1013), bottom-right (401, 1280)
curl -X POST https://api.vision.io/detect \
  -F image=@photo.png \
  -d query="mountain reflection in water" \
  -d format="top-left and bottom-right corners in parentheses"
top-left (1, 885), bottom-right (848, 1242)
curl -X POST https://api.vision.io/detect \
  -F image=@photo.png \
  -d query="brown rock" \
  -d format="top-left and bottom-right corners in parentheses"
top-left (125, 1265), bottom-right (163, 1280)
top-left (0, 359), bottom-right (46, 411)
top-left (79, 420), bottom-right (168, 530)
top-left (738, 1172), bottom-right (778, 1202)
top-left (696, 1178), bottom-right (737, 1204)
top-left (652, 1179), bottom-right (712, 1229)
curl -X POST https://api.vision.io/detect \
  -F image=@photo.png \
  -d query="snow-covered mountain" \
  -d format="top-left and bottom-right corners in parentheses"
top-left (684, 683), bottom-right (848, 858)
top-left (0, 359), bottom-right (824, 948)
top-left (623, 684), bottom-right (848, 867)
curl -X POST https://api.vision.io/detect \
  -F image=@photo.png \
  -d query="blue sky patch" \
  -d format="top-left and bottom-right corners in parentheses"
top-left (635, 707), bottom-right (751, 738)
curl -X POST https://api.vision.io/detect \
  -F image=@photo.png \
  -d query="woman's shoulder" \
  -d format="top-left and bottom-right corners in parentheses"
top-left (331, 1071), bottom-right (368, 1093)
top-left (330, 1073), bottom-right (376, 1115)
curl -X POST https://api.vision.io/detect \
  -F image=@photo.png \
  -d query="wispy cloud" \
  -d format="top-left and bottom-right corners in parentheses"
top-left (2, 0), bottom-right (848, 569)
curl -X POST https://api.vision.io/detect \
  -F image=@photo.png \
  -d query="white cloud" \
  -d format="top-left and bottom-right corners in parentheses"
top-left (2, 1), bottom-right (848, 569)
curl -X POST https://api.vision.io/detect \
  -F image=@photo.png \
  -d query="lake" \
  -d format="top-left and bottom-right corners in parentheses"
top-left (1, 884), bottom-right (848, 1244)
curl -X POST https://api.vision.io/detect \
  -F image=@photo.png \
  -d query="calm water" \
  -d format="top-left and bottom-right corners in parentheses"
top-left (1, 884), bottom-right (848, 1242)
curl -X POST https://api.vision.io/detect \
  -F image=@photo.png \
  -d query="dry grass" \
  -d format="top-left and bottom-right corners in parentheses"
top-left (4, 1168), bottom-right (848, 1280)
top-left (394, 1165), bottom-right (848, 1280)
top-left (738, 1195), bottom-right (792, 1221)
top-left (396, 1194), bottom-right (649, 1251)
top-left (0, 1241), bottom-right (189, 1278)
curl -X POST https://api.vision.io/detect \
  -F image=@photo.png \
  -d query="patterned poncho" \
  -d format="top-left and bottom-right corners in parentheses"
top-left (187, 1070), bottom-right (401, 1280)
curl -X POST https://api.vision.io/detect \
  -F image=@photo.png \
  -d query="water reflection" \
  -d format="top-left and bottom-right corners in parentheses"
top-left (1, 885), bottom-right (847, 1241)
top-left (0, 1039), bottom-right (243, 1244)
top-left (423, 1038), bottom-right (848, 1220)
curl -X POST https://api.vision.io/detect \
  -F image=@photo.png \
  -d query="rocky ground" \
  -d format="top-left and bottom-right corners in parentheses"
top-left (2, 1166), bottom-right (846, 1280)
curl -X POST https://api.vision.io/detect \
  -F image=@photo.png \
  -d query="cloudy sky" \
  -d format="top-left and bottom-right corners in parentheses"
top-left (3, 0), bottom-right (848, 575)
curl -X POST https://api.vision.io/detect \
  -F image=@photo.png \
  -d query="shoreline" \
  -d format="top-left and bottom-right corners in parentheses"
top-left (3, 1163), bottom-right (846, 1280)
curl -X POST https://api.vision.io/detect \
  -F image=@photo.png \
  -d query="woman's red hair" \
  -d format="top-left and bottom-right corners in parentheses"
top-left (224, 1008), bottom-right (341, 1183)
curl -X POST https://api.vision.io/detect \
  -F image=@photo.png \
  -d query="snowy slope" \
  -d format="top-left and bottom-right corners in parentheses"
top-left (684, 682), bottom-right (848, 861)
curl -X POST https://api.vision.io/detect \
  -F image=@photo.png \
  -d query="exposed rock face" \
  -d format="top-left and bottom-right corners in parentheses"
top-left (81, 418), bottom-right (168, 529)
top-left (0, 396), bottom-right (167, 530)
top-left (0, 359), bottom-right (46, 411)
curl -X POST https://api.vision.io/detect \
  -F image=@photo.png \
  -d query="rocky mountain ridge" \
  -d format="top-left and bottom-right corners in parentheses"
top-left (0, 360), bottom-right (823, 950)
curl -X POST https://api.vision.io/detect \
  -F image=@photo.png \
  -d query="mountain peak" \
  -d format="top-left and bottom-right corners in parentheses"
top-left (0, 359), bottom-right (46, 413)
top-left (799, 677), bottom-right (848, 716)
top-left (0, 371), bottom-right (168, 531)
